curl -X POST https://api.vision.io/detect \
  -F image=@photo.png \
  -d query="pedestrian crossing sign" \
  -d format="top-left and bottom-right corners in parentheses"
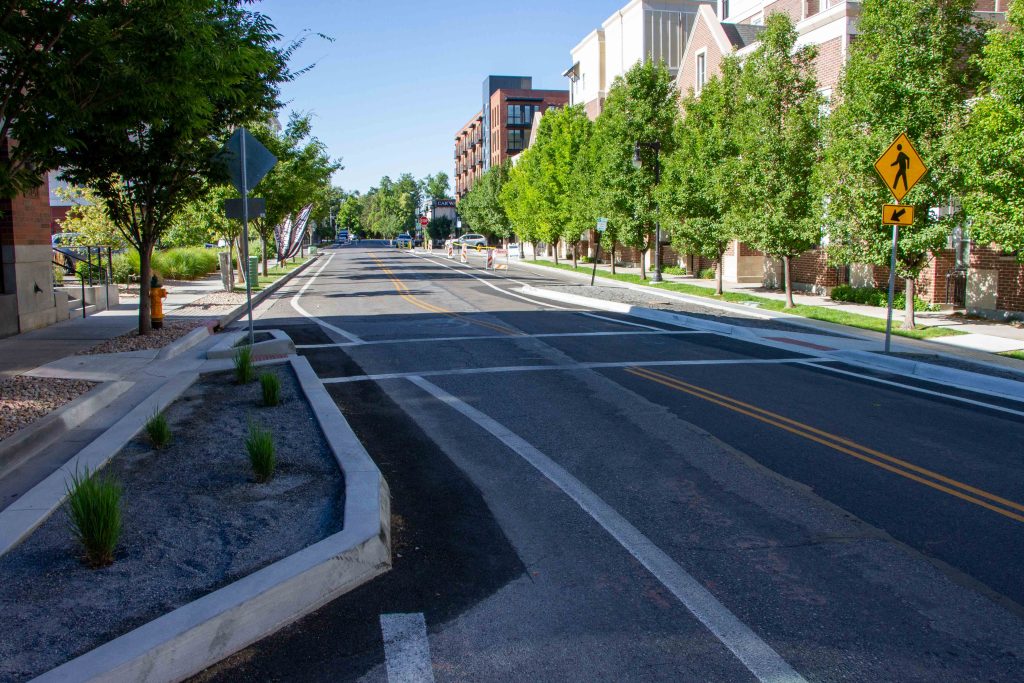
top-left (874, 132), bottom-right (927, 203)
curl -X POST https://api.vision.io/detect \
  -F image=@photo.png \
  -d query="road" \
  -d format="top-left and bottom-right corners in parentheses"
top-left (196, 242), bottom-right (1024, 682)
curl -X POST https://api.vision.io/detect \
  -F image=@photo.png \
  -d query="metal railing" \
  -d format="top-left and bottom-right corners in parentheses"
top-left (945, 267), bottom-right (967, 308)
top-left (52, 245), bottom-right (115, 318)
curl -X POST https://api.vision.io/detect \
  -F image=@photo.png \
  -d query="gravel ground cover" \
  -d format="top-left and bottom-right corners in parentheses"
top-left (169, 291), bottom-right (248, 319)
top-left (0, 376), bottom-right (97, 441)
top-left (77, 320), bottom-right (207, 356)
top-left (540, 284), bottom-right (849, 336)
top-left (0, 366), bottom-right (344, 681)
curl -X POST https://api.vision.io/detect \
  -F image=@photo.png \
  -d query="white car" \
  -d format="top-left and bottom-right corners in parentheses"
top-left (455, 233), bottom-right (487, 248)
top-left (395, 233), bottom-right (413, 248)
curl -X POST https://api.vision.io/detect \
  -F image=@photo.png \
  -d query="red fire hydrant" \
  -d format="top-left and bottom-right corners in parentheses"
top-left (150, 275), bottom-right (167, 329)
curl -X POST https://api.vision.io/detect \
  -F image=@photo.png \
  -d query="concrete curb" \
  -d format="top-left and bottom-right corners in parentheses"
top-left (0, 380), bottom-right (134, 481)
top-left (206, 329), bottom-right (295, 360)
top-left (520, 284), bottom-right (1024, 403)
top-left (24, 354), bottom-right (390, 683)
top-left (0, 371), bottom-right (199, 558)
top-left (834, 350), bottom-right (1024, 402)
top-left (216, 255), bottom-right (321, 330)
top-left (155, 324), bottom-right (212, 361)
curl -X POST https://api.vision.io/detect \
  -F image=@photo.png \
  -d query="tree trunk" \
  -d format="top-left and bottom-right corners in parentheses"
top-left (783, 255), bottom-right (795, 309)
top-left (610, 243), bottom-right (616, 274)
top-left (138, 243), bottom-right (153, 335)
top-left (571, 243), bottom-right (577, 269)
top-left (553, 239), bottom-right (559, 265)
top-left (716, 252), bottom-right (724, 296)
top-left (639, 246), bottom-right (646, 280)
top-left (903, 277), bottom-right (916, 330)
top-left (261, 235), bottom-right (268, 277)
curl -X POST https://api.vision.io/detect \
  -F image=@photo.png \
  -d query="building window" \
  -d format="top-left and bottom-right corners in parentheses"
top-left (721, 0), bottom-right (729, 19)
top-left (696, 51), bottom-right (706, 93)
top-left (507, 104), bottom-right (539, 126)
top-left (507, 130), bottom-right (525, 153)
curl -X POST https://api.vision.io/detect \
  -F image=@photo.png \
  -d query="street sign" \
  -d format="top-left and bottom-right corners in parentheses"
top-left (218, 128), bottom-right (277, 194)
top-left (223, 198), bottom-right (266, 220)
top-left (420, 216), bottom-right (428, 226)
top-left (882, 204), bottom-right (914, 226)
top-left (596, 217), bottom-right (608, 232)
top-left (874, 132), bottom-right (927, 203)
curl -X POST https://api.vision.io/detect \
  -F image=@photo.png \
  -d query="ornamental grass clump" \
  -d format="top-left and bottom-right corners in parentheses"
top-left (66, 468), bottom-right (122, 568)
top-left (259, 371), bottom-right (280, 407)
top-left (234, 345), bottom-right (254, 384)
top-left (245, 422), bottom-right (276, 483)
top-left (144, 410), bottom-right (170, 448)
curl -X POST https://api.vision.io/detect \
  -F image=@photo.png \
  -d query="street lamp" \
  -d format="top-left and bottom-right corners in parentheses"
top-left (633, 141), bottom-right (662, 283)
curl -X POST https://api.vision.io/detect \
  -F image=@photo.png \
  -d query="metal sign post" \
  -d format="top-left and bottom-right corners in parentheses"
top-left (217, 128), bottom-right (277, 347)
top-left (592, 218), bottom-right (607, 286)
top-left (874, 132), bottom-right (928, 354)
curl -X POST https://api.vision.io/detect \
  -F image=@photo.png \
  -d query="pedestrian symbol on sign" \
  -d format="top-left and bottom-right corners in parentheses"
top-left (891, 145), bottom-right (910, 194)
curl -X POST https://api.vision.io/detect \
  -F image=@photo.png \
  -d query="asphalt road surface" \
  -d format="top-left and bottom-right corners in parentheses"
top-left (194, 242), bottom-right (1024, 682)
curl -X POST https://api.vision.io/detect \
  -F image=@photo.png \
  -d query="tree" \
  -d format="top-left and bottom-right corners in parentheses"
top-left (500, 151), bottom-right (544, 252)
top-left (732, 12), bottom-right (822, 308)
top-left (361, 174), bottom-right (420, 238)
top-left (337, 194), bottom-right (363, 236)
top-left (53, 186), bottom-right (128, 249)
top-left (167, 184), bottom-right (242, 288)
top-left (658, 57), bottom-right (742, 296)
top-left (250, 113), bottom-right (340, 275)
top-left (56, 0), bottom-right (289, 334)
top-left (0, 2), bottom-right (134, 198)
top-left (460, 162), bottom-right (511, 241)
top-left (426, 216), bottom-right (453, 241)
top-left (422, 172), bottom-right (451, 201)
top-left (954, 2), bottom-right (1024, 259)
top-left (817, 0), bottom-right (985, 326)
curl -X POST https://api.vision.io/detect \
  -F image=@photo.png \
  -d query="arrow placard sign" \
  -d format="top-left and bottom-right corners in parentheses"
top-left (882, 204), bottom-right (914, 226)
top-left (874, 132), bottom-right (927, 203)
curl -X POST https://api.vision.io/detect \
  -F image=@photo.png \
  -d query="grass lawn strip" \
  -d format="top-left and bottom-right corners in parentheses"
top-left (1000, 350), bottom-right (1024, 361)
top-left (528, 261), bottom-right (964, 341)
top-left (0, 365), bottom-right (343, 681)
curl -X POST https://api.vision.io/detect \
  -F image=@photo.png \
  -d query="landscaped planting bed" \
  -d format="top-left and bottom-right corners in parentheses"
top-left (0, 365), bottom-right (344, 681)
top-left (0, 375), bottom-right (96, 441)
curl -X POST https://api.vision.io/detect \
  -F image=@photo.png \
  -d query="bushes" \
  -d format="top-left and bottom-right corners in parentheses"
top-left (831, 284), bottom-right (939, 312)
top-left (662, 265), bottom-right (687, 276)
top-left (234, 346), bottom-right (254, 384)
top-left (144, 411), bottom-right (171, 448)
top-left (66, 468), bottom-right (122, 568)
top-left (110, 248), bottom-right (220, 283)
top-left (699, 267), bottom-right (716, 280)
top-left (259, 372), bottom-right (281, 407)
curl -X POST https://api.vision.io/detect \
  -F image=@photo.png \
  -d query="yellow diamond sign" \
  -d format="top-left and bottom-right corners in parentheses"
top-left (874, 132), bottom-right (927, 203)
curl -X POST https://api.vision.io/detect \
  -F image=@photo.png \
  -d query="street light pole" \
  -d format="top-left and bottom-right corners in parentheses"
top-left (634, 141), bottom-right (663, 283)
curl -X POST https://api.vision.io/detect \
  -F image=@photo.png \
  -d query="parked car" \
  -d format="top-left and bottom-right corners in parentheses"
top-left (51, 232), bottom-right (83, 275)
top-left (455, 233), bottom-right (487, 248)
top-left (395, 233), bottom-right (413, 248)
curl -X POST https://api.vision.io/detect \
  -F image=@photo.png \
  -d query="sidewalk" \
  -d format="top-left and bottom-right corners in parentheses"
top-left (526, 256), bottom-right (1024, 355)
top-left (0, 275), bottom-right (225, 376)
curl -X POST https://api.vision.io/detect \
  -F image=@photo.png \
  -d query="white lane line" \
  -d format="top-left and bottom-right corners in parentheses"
top-left (289, 253), bottom-right (364, 344)
top-left (407, 376), bottom-right (806, 683)
top-left (380, 613), bottom-right (435, 683)
top-left (321, 357), bottom-right (833, 384)
top-left (410, 251), bottom-right (574, 309)
top-left (295, 329), bottom-right (710, 349)
top-left (577, 311), bottom-right (667, 331)
top-left (799, 361), bottom-right (1024, 419)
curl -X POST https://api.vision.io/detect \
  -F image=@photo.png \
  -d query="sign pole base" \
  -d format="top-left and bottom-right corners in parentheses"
top-left (884, 224), bottom-right (899, 354)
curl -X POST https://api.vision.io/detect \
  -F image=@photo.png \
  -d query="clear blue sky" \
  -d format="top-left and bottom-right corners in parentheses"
top-left (255, 0), bottom-right (628, 195)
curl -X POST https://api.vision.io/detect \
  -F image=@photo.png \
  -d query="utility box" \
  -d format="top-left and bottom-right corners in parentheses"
top-left (248, 256), bottom-right (259, 286)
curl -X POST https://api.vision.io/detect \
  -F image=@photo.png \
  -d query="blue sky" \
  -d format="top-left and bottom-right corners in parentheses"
top-left (256, 0), bottom-right (628, 195)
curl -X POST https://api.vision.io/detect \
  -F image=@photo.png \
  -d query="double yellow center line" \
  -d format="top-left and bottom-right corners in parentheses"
top-left (373, 256), bottom-right (520, 337)
top-left (627, 366), bottom-right (1024, 524)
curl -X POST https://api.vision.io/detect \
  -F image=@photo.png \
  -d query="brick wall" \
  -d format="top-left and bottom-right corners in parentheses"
top-left (764, 0), bottom-right (803, 23)
top-left (790, 248), bottom-right (842, 289)
top-left (813, 37), bottom-right (844, 92)
top-left (970, 246), bottom-right (1024, 312)
top-left (678, 15), bottom-right (726, 102)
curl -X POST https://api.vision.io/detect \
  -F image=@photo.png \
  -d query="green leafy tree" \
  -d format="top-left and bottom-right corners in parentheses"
top-left (422, 172), bottom-right (451, 201)
top-left (954, 3), bottom-right (1024, 260)
top-left (659, 57), bottom-right (742, 295)
top-left (337, 193), bottom-right (363, 236)
top-left (0, 2), bottom-right (133, 198)
top-left (592, 60), bottom-right (679, 279)
top-left (250, 113), bottom-right (340, 274)
top-left (460, 162), bottom-right (511, 241)
top-left (54, 186), bottom-right (128, 249)
top-left (426, 215), bottom-right (453, 241)
top-left (816, 0), bottom-right (985, 327)
top-left (361, 174), bottom-right (421, 238)
top-left (732, 12), bottom-right (822, 308)
top-left (56, 0), bottom-right (289, 333)
top-left (500, 150), bottom-right (545, 252)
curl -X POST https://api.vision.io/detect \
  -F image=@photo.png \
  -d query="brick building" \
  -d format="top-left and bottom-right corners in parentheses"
top-left (671, 0), bottom-right (1024, 319)
top-left (454, 76), bottom-right (568, 200)
top-left (1, 139), bottom-right (69, 337)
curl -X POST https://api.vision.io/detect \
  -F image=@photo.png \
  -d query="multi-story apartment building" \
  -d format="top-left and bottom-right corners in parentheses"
top-left (564, 0), bottom-right (715, 120)
top-left (454, 76), bottom-right (568, 199)
top-left (674, 0), bottom-right (1021, 318)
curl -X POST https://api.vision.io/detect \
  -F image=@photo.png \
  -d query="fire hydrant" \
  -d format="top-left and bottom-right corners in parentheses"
top-left (150, 275), bottom-right (167, 329)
